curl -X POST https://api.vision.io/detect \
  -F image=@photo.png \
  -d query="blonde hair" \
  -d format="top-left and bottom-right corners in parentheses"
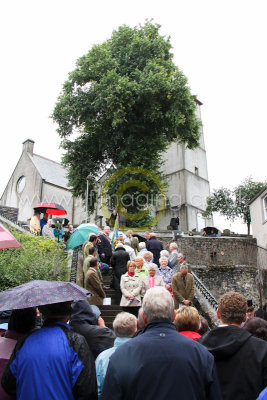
top-left (174, 306), bottom-right (200, 332)
top-left (127, 261), bottom-right (136, 270)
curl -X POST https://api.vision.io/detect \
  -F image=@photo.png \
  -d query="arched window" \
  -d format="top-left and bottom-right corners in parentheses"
top-left (17, 176), bottom-right (26, 194)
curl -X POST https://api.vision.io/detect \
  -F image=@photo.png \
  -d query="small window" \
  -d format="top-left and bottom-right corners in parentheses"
top-left (195, 167), bottom-right (199, 176)
top-left (263, 194), bottom-right (267, 221)
top-left (17, 176), bottom-right (26, 194)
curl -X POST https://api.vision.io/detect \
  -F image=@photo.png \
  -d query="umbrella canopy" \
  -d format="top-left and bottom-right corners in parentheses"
top-left (0, 280), bottom-right (91, 311)
top-left (33, 202), bottom-right (67, 216)
top-left (66, 223), bottom-right (101, 249)
top-left (0, 224), bottom-right (22, 250)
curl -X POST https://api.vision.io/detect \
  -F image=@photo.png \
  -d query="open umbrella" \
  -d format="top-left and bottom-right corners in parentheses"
top-left (0, 280), bottom-right (92, 311)
top-left (33, 202), bottom-right (67, 216)
top-left (66, 223), bottom-right (101, 250)
top-left (0, 224), bottom-right (22, 250)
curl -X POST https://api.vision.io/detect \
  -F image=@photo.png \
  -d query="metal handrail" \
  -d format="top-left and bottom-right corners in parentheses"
top-left (192, 271), bottom-right (218, 309)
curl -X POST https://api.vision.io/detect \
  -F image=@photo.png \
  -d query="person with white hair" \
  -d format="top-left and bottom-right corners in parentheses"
top-left (123, 238), bottom-right (136, 261)
top-left (169, 242), bottom-right (179, 272)
top-left (160, 249), bottom-right (173, 269)
top-left (143, 251), bottom-right (154, 266)
top-left (95, 312), bottom-right (137, 397)
top-left (101, 287), bottom-right (222, 400)
top-left (42, 219), bottom-right (55, 239)
top-left (158, 256), bottom-right (173, 293)
top-left (137, 241), bottom-right (147, 258)
top-left (141, 263), bottom-right (164, 296)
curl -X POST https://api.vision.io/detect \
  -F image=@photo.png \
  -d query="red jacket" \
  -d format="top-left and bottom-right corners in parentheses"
top-left (179, 330), bottom-right (202, 341)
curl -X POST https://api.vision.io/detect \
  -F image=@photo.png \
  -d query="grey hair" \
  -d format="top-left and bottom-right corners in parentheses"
top-left (148, 263), bottom-right (158, 272)
top-left (180, 264), bottom-right (188, 270)
top-left (47, 219), bottom-right (53, 223)
top-left (159, 256), bottom-right (168, 265)
top-left (139, 242), bottom-right (146, 250)
top-left (137, 308), bottom-right (145, 329)
top-left (115, 243), bottom-right (124, 249)
top-left (160, 250), bottom-right (169, 257)
top-left (124, 238), bottom-right (131, 245)
top-left (143, 287), bottom-right (174, 323)
top-left (143, 251), bottom-right (153, 260)
top-left (113, 312), bottom-right (137, 337)
top-left (170, 242), bottom-right (178, 249)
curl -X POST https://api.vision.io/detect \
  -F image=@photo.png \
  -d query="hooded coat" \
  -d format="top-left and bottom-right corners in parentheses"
top-left (70, 300), bottom-right (115, 359)
top-left (199, 325), bottom-right (267, 400)
top-left (110, 248), bottom-right (130, 291)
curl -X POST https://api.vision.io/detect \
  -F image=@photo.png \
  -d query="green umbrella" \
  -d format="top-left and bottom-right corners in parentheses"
top-left (66, 223), bottom-right (100, 249)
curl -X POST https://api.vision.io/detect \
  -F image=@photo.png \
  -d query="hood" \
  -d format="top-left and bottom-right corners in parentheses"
top-left (70, 300), bottom-right (98, 325)
top-left (199, 325), bottom-right (252, 361)
top-left (115, 247), bottom-right (126, 252)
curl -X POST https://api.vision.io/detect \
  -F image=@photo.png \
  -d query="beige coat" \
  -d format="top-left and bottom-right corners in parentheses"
top-left (120, 273), bottom-right (142, 307)
top-left (30, 215), bottom-right (41, 235)
top-left (171, 272), bottom-right (195, 309)
top-left (85, 268), bottom-right (106, 306)
top-left (141, 275), bottom-right (165, 295)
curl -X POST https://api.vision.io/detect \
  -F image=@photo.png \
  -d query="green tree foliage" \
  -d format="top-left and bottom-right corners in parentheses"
top-left (52, 21), bottom-right (201, 215)
top-left (0, 229), bottom-right (68, 291)
top-left (203, 177), bottom-right (266, 235)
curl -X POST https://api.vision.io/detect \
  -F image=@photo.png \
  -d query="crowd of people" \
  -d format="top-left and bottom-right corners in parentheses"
top-left (29, 211), bottom-right (74, 242)
top-left (0, 288), bottom-right (266, 399)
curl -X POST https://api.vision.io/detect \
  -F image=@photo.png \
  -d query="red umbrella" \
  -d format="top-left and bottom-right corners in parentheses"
top-left (33, 202), bottom-right (67, 216)
top-left (0, 224), bottom-right (22, 250)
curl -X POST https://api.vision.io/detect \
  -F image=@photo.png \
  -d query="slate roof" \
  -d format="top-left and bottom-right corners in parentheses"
top-left (29, 154), bottom-right (70, 189)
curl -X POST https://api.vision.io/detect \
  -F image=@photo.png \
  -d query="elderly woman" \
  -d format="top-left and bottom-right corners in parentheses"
top-left (160, 250), bottom-right (173, 269)
top-left (141, 263), bottom-right (164, 296)
top-left (158, 256), bottom-right (173, 291)
top-left (174, 306), bottom-right (201, 340)
top-left (135, 257), bottom-right (149, 280)
top-left (143, 251), bottom-right (153, 266)
top-left (120, 261), bottom-right (142, 317)
top-left (174, 306), bottom-right (201, 341)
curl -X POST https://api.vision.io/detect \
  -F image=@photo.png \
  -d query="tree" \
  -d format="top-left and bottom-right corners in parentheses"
top-left (52, 21), bottom-right (201, 219)
top-left (203, 177), bottom-right (266, 235)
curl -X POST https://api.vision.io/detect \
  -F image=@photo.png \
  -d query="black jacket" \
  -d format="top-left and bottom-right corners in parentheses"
top-left (97, 234), bottom-right (112, 258)
top-left (170, 217), bottom-right (179, 229)
top-left (101, 319), bottom-right (222, 400)
top-left (199, 325), bottom-right (267, 400)
top-left (70, 300), bottom-right (115, 359)
top-left (110, 248), bottom-right (130, 290)
top-left (146, 237), bottom-right (163, 266)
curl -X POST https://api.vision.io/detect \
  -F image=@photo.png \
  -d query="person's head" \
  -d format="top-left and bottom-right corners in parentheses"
top-left (135, 257), bottom-right (144, 270)
top-left (139, 242), bottom-right (146, 250)
top-left (115, 243), bottom-right (124, 250)
top-left (39, 301), bottom-right (73, 322)
top-left (113, 312), bottom-right (137, 337)
top-left (43, 213), bottom-right (48, 220)
top-left (126, 230), bottom-right (133, 238)
top-left (160, 250), bottom-right (169, 258)
top-left (118, 233), bottom-right (124, 242)
top-left (144, 251), bottom-right (153, 262)
top-left (103, 226), bottom-right (110, 235)
top-left (143, 287), bottom-right (175, 324)
top-left (89, 257), bottom-right (98, 268)
top-left (148, 263), bottom-right (158, 277)
top-left (180, 265), bottom-right (188, 277)
top-left (178, 253), bottom-right (185, 264)
top-left (198, 316), bottom-right (209, 335)
top-left (150, 232), bottom-right (156, 238)
top-left (124, 238), bottom-right (131, 246)
top-left (174, 306), bottom-right (201, 332)
top-left (169, 242), bottom-right (178, 252)
top-left (144, 231), bottom-right (150, 240)
top-left (159, 256), bottom-right (168, 268)
top-left (8, 307), bottom-right (37, 334)
top-left (89, 246), bottom-right (97, 256)
top-left (89, 234), bottom-right (97, 244)
top-left (47, 219), bottom-right (53, 227)
top-left (68, 224), bottom-right (73, 231)
top-left (243, 317), bottom-right (267, 341)
top-left (127, 261), bottom-right (136, 274)
top-left (34, 211), bottom-right (41, 218)
top-left (217, 291), bottom-right (247, 326)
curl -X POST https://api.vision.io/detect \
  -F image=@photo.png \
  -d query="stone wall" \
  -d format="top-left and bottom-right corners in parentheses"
top-left (0, 206), bottom-right (18, 223)
top-left (161, 236), bottom-right (258, 267)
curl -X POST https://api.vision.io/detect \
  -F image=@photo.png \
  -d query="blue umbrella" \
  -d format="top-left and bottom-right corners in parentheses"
top-left (66, 223), bottom-right (101, 249)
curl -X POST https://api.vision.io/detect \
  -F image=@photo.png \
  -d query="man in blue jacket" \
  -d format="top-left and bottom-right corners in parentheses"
top-left (2, 301), bottom-right (97, 400)
top-left (100, 287), bottom-right (222, 400)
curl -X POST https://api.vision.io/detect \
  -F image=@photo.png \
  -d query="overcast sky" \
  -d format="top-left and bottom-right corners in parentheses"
top-left (0, 0), bottom-right (266, 233)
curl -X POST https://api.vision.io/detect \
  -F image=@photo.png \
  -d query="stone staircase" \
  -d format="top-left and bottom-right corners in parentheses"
top-left (99, 272), bottom-right (124, 329)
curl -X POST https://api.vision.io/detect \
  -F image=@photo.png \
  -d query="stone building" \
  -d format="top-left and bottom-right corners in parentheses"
top-left (0, 140), bottom-right (86, 225)
top-left (249, 186), bottom-right (267, 249)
